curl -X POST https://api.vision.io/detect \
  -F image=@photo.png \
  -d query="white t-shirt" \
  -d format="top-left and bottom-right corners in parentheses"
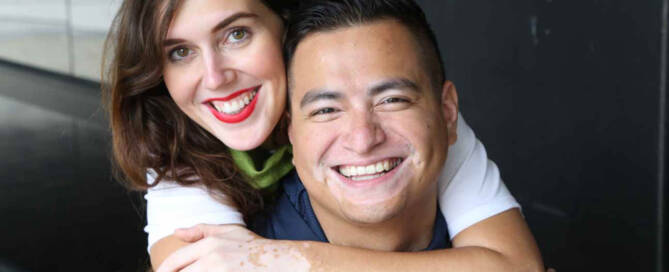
top-left (144, 114), bottom-right (519, 251)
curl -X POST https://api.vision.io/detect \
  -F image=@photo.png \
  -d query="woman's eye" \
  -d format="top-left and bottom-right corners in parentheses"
top-left (168, 47), bottom-right (192, 61)
top-left (227, 28), bottom-right (249, 43)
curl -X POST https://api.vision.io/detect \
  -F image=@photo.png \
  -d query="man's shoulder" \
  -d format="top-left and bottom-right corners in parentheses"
top-left (248, 171), bottom-right (327, 242)
top-left (424, 205), bottom-right (451, 250)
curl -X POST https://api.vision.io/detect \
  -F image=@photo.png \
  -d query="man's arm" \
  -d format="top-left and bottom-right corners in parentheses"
top-left (155, 208), bottom-right (544, 272)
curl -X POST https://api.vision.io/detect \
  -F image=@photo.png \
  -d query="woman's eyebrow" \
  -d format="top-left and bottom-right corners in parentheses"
top-left (163, 38), bottom-right (185, 48)
top-left (211, 12), bottom-right (258, 33)
top-left (163, 12), bottom-right (258, 47)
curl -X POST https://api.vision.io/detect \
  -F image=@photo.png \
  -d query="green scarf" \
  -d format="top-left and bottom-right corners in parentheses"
top-left (229, 145), bottom-right (294, 191)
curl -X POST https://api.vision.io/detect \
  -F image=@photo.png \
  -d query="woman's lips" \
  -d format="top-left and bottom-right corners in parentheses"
top-left (210, 86), bottom-right (258, 102)
top-left (204, 85), bottom-right (261, 124)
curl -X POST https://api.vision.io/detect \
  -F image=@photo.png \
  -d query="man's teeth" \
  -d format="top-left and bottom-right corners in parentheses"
top-left (338, 159), bottom-right (401, 179)
top-left (211, 91), bottom-right (257, 115)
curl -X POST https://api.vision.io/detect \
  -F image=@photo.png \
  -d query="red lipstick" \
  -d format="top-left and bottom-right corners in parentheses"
top-left (204, 85), bottom-right (260, 124)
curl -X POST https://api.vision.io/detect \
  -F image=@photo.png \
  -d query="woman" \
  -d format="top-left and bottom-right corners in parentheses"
top-left (104, 0), bottom-right (542, 270)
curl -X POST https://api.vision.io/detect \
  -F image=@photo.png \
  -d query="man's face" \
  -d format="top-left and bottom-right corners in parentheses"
top-left (288, 19), bottom-right (458, 226)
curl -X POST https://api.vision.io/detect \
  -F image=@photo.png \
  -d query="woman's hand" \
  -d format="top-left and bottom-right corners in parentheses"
top-left (156, 224), bottom-right (311, 272)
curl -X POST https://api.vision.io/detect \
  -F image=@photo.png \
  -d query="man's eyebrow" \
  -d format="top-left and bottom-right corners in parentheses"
top-left (163, 12), bottom-right (258, 47)
top-left (299, 89), bottom-right (342, 109)
top-left (369, 78), bottom-right (420, 96)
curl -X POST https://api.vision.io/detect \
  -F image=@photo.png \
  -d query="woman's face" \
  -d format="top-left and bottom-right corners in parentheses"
top-left (162, 0), bottom-right (285, 151)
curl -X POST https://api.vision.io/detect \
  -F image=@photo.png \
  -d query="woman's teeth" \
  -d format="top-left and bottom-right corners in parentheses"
top-left (211, 91), bottom-right (257, 115)
top-left (338, 158), bottom-right (402, 180)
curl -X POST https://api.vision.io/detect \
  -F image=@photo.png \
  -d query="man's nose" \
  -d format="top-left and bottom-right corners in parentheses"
top-left (202, 51), bottom-right (236, 90)
top-left (342, 111), bottom-right (386, 154)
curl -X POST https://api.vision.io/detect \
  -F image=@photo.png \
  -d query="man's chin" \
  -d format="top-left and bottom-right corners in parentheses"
top-left (336, 193), bottom-right (407, 225)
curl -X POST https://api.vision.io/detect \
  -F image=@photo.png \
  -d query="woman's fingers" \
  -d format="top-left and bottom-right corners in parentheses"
top-left (173, 226), bottom-right (205, 243)
top-left (156, 237), bottom-right (218, 272)
top-left (174, 223), bottom-right (247, 242)
top-left (178, 258), bottom-right (206, 272)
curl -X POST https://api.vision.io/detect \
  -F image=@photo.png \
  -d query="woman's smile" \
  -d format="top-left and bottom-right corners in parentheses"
top-left (161, 0), bottom-right (286, 150)
top-left (204, 85), bottom-right (261, 123)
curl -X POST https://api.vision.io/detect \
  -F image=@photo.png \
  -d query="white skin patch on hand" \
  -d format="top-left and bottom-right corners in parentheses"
top-left (241, 238), bottom-right (312, 271)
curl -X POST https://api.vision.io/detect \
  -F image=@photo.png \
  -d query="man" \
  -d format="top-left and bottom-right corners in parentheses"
top-left (158, 0), bottom-right (543, 270)
top-left (276, 1), bottom-right (458, 252)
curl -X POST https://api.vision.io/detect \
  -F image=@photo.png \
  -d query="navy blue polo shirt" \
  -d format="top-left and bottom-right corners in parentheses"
top-left (249, 171), bottom-right (451, 250)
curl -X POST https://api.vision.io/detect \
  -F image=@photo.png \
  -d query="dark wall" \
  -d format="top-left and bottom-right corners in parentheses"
top-left (416, 0), bottom-right (665, 271)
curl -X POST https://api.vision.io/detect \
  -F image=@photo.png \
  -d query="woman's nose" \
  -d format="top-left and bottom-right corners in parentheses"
top-left (202, 51), bottom-right (236, 90)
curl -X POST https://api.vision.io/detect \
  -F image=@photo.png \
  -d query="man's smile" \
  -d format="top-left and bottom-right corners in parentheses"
top-left (335, 158), bottom-right (404, 181)
top-left (326, 155), bottom-right (409, 190)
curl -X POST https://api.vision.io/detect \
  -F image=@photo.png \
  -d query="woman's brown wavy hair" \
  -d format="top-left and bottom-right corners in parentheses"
top-left (102, 0), bottom-right (295, 218)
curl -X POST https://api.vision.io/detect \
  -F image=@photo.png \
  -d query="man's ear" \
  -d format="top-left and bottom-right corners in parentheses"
top-left (440, 80), bottom-right (459, 146)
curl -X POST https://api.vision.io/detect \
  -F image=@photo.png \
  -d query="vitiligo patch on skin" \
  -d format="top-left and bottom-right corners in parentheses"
top-left (241, 238), bottom-right (312, 271)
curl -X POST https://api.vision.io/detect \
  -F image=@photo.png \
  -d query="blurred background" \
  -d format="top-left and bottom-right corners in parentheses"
top-left (0, 1), bottom-right (147, 271)
top-left (0, 0), bottom-right (666, 271)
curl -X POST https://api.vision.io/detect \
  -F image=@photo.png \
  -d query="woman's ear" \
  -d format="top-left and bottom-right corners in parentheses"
top-left (440, 80), bottom-right (459, 146)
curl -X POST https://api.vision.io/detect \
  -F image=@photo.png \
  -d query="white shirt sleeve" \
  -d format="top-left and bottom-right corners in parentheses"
top-left (438, 113), bottom-right (520, 239)
top-left (144, 170), bottom-right (244, 252)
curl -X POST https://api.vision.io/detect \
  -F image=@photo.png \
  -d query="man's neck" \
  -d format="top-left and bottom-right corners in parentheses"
top-left (311, 194), bottom-right (438, 252)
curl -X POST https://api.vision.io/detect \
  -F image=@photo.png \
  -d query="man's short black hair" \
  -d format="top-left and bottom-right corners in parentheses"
top-left (284, 0), bottom-right (446, 93)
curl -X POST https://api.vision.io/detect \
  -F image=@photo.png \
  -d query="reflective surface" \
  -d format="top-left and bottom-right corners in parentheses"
top-left (0, 62), bottom-right (147, 271)
top-left (0, 0), bottom-right (119, 81)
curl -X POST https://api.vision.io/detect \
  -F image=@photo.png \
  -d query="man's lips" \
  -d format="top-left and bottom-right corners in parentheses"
top-left (204, 85), bottom-right (261, 124)
top-left (333, 157), bottom-right (405, 183)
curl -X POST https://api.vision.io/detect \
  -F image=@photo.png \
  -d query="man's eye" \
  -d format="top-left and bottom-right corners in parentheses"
top-left (381, 97), bottom-right (409, 104)
top-left (377, 96), bottom-right (412, 111)
top-left (311, 108), bottom-right (338, 116)
top-left (168, 47), bottom-right (192, 61)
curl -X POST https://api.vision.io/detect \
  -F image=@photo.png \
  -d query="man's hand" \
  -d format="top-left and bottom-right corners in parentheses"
top-left (156, 224), bottom-right (311, 272)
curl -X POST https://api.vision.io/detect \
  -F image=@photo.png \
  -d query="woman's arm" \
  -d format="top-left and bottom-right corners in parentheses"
top-left (150, 236), bottom-right (189, 269)
top-left (144, 172), bottom-right (246, 268)
top-left (312, 208), bottom-right (542, 271)
top-left (302, 208), bottom-right (542, 272)
top-left (156, 209), bottom-right (542, 272)
top-left (439, 114), bottom-right (522, 238)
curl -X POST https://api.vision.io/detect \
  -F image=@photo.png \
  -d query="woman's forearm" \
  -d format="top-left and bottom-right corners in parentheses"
top-left (295, 242), bottom-right (524, 272)
top-left (150, 235), bottom-right (191, 269)
top-left (154, 209), bottom-right (543, 271)
top-left (295, 210), bottom-right (543, 272)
